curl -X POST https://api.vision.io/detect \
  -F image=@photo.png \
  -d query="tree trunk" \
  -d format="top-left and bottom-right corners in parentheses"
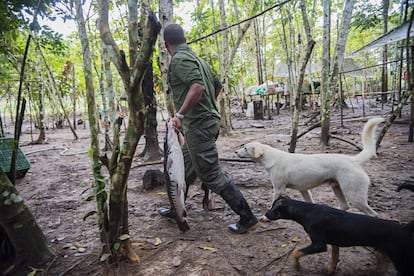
top-left (99, 44), bottom-right (112, 151)
top-left (97, 0), bottom-right (160, 262)
top-left (321, 0), bottom-right (355, 146)
top-left (381, 0), bottom-right (389, 104)
top-left (217, 0), bottom-right (252, 135)
top-left (158, 0), bottom-right (174, 116)
top-left (330, 0), bottom-right (356, 108)
top-left (0, 168), bottom-right (54, 274)
top-left (0, 113), bottom-right (4, 137)
top-left (140, 61), bottom-right (162, 161)
top-left (72, 61), bottom-right (77, 130)
top-left (32, 37), bottom-right (78, 140)
top-left (74, 0), bottom-right (110, 256)
top-left (218, 0), bottom-right (231, 135)
top-left (102, 42), bottom-right (117, 137)
top-left (289, 0), bottom-right (316, 153)
top-left (254, 18), bottom-right (263, 85)
top-left (34, 49), bottom-right (46, 144)
top-left (320, 0), bottom-right (331, 146)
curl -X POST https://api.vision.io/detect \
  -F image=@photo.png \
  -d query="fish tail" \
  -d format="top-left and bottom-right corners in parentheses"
top-left (177, 218), bottom-right (190, 232)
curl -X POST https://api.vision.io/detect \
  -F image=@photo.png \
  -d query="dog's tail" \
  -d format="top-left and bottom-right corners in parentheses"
top-left (352, 117), bottom-right (385, 163)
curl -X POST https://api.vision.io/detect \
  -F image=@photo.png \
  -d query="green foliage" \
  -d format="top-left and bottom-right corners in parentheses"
top-left (0, 0), bottom-right (59, 34)
top-left (352, 2), bottom-right (382, 31)
top-left (119, 234), bottom-right (129, 241)
top-left (39, 29), bottom-right (67, 56)
top-left (1, 190), bottom-right (23, 206)
top-left (100, 253), bottom-right (111, 262)
top-left (83, 210), bottom-right (97, 221)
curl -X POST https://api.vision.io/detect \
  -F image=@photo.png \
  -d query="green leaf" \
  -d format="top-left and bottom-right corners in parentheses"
top-left (27, 268), bottom-right (38, 276)
top-left (100, 253), bottom-right (111, 262)
top-left (3, 265), bottom-right (15, 275)
top-left (13, 223), bottom-right (23, 229)
top-left (119, 234), bottom-right (130, 241)
top-left (113, 242), bottom-right (120, 251)
top-left (85, 194), bottom-right (95, 201)
top-left (83, 210), bottom-right (97, 221)
top-left (12, 195), bottom-right (23, 203)
top-left (80, 186), bottom-right (91, 196)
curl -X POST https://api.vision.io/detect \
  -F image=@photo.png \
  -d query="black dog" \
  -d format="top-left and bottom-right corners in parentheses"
top-left (265, 195), bottom-right (414, 275)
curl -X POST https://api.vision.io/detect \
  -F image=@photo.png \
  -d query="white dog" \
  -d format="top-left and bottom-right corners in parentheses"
top-left (235, 118), bottom-right (385, 217)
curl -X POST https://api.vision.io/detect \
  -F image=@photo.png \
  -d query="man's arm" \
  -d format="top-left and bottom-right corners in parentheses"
top-left (178, 82), bottom-right (204, 115)
top-left (171, 82), bottom-right (205, 129)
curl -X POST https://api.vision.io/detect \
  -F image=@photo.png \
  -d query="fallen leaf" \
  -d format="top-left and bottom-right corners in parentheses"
top-left (280, 243), bottom-right (288, 248)
top-left (154, 237), bottom-right (162, 246)
top-left (75, 241), bottom-right (88, 248)
top-left (291, 236), bottom-right (301, 242)
top-left (131, 242), bottom-right (145, 247)
top-left (100, 253), bottom-right (110, 262)
top-left (198, 246), bottom-right (218, 252)
top-left (156, 192), bottom-right (166, 196)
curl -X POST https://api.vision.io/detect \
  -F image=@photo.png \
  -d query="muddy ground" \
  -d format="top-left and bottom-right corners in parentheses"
top-left (5, 96), bottom-right (414, 276)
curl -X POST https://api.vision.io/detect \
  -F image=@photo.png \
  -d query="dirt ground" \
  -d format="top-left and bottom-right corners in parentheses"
top-left (5, 96), bottom-right (414, 276)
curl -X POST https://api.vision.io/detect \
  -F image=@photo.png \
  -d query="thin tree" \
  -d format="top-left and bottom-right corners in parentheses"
top-left (288, 0), bottom-right (316, 153)
top-left (139, 60), bottom-right (163, 161)
top-left (74, 0), bottom-right (110, 259)
top-left (158, 0), bottom-right (174, 116)
top-left (320, 0), bottom-right (331, 146)
top-left (320, 0), bottom-right (355, 146)
top-left (217, 0), bottom-right (253, 135)
top-left (96, 0), bottom-right (161, 261)
top-left (32, 36), bottom-right (78, 139)
top-left (31, 46), bottom-right (46, 144)
top-left (381, 0), bottom-right (389, 105)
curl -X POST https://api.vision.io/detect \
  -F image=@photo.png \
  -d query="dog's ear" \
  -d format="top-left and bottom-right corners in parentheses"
top-left (275, 195), bottom-right (290, 206)
top-left (271, 197), bottom-right (283, 211)
top-left (251, 144), bottom-right (264, 159)
top-left (271, 195), bottom-right (286, 208)
top-left (278, 194), bottom-right (290, 200)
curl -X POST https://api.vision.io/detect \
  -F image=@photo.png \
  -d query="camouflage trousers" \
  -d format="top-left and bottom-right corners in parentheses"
top-left (182, 118), bottom-right (231, 194)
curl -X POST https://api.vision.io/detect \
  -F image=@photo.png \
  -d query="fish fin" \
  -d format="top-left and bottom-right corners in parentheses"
top-left (177, 131), bottom-right (185, 146)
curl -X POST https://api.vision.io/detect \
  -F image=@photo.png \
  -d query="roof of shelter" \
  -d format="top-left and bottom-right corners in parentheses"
top-left (341, 58), bottom-right (376, 78)
top-left (273, 62), bottom-right (321, 77)
top-left (353, 19), bottom-right (414, 54)
top-left (273, 59), bottom-right (374, 78)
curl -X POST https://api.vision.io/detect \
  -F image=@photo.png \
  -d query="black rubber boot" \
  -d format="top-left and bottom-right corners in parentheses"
top-left (219, 182), bottom-right (260, 234)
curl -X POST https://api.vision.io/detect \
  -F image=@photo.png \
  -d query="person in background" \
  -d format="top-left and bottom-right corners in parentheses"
top-left (159, 23), bottom-right (259, 234)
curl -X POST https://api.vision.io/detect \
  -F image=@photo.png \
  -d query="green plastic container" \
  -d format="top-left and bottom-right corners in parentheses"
top-left (0, 138), bottom-right (31, 179)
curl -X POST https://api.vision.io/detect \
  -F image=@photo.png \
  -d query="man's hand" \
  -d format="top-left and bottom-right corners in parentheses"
top-left (170, 116), bottom-right (183, 130)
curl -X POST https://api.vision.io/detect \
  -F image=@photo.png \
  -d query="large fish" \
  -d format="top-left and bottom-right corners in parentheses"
top-left (164, 120), bottom-right (190, 232)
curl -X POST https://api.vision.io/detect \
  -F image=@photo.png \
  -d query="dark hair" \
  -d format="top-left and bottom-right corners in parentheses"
top-left (163, 24), bottom-right (186, 45)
